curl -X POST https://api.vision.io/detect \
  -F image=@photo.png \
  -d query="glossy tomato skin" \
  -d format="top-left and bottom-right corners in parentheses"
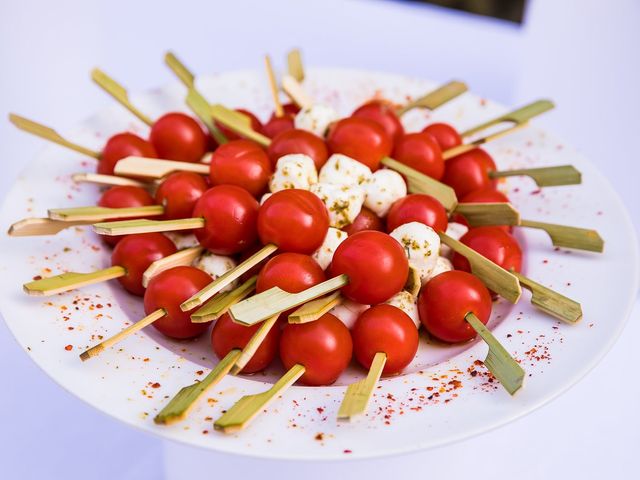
top-left (422, 123), bottom-right (462, 151)
top-left (452, 227), bottom-right (523, 273)
top-left (279, 313), bottom-right (353, 386)
top-left (267, 129), bottom-right (328, 170)
top-left (155, 171), bottom-right (208, 220)
top-left (98, 186), bottom-right (156, 247)
top-left (258, 189), bottom-right (329, 254)
top-left (327, 117), bottom-right (392, 171)
top-left (111, 233), bottom-right (177, 296)
top-left (211, 312), bottom-right (280, 374)
top-left (442, 148), bottom-right (497, 198)
top-left (216, 109), bottom-right (264, 141)
top-left (393, 132), bottom-right (444, 180)
top-left (352, 304), bottom-right (419, 375)
top-left (460, 188), bottom-right (512, 233)
top-left (192, 185), bottom-right (259, 255)
top-left (352, 100), bottom-right (404, 145)
top-left (386, 194), bottom-right (448, 233)
top-left (329, 231), bottom-right (409, 304)
top-left (209, 139), bottom-right (272, 197)
top-left (418, 270), bottom-right (492, 343)
top-left (150, 112), bottom-right (208, 163)
top-left (255, 253), bottom-right (326, 294)
top-left (100, 132), bottom-right (157, 175)
top-left (144, 266), bottom-right (212, 339)
top-left (282, 103), bottom-right (301, 116)
top-left (343, 207), bottom-right (385, 236)
top-left (263, 113), bottom-right (295, 139)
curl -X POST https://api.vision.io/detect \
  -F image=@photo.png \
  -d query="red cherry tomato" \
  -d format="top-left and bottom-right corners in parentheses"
top-left (98, 186), bottom-right (156, 247)
top-left (459, 188), bottom-right (511, 233)
top-left (442, 148), bottom-right (497, 198)
top-left (192, 185), bottom-right (259, 255)
top-left (452, 226), bottom-right (523, 274)
top-left (100, 132), bottom-right (157, 175)
top-left (418, 270), bottom-right (492, 343)
top-left (327, 117), bottom-right (392, 171)
top-left (208, 139), bottom-right (272, 197)
top-left (211, 312), bottom-right (280, 374)
top-left (149, 112), bottom-right (208, 163)
top-left (352, 100), bottom-right (404, 145)
top-left (263, 113), bottom-right (295, 139)
top-left (155, 171), bottom-right (208, 220)
top-left (392, 132), bottom-right (444, 180)
top-left (267, 129), bottom-right (328, 170)
top-left (279, 313), bottom-right (353, 386)
top-left (111, 233), bottom-right (177, 296)
top-left (282, 103), bottom-right (301, 116)
top-left (352, 304), bottom-right (418, 375)
top-left (386, 194), bottom-right (448, 233)
top-left (256, 253), bottom-right (326, 294)
top-left (258, 189), bottom-right (329, 254)
top-left (343, 207), bottom-right (385, 236)
top-left (143, 266), bottom-right (212, 339)
top-left (329, 231), bottom-right (409, 304)
top-left (422, 123), bottom-right (462, 151)
top-left (216, 108), bottom-right (264, 141)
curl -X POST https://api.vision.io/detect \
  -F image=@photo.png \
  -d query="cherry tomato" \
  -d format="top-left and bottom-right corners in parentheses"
top-left (392, 132), bottom-right (444, 180)
top-left (352, 304), bottom-right (418, 375)
top-left (267, 129), bottom-right (328, 170)
top-left (263, 113), bottom-right (295, 139)
top-left (452, 226), bottom-right (523, 274)
top-left (441, 148), bottom-right (497, 198)
top-left (208, 139), bottom-right (272, 197)
top-left (144, 266), bottom-right (212, 339)
top-left (279, 313), bottom-right (353, 386)
top-left (343, 207), bottom-right (385, 236)
top-left (100, 132), bottom-right (157, 175)
top-left (111, 233), bottom-right (177, 296)
top-left (150, 112), bottom-right (208, 163)
top-left (192, 185), bottom-right (259, 255)
top-left (211, 312), bottom-right (280, 374)
top-left (256, 253), bottom-right (326, 294)
top-left (386, 194), bottom-right (448, 233)
top-left (329, 231), bottom-right (409, 304)
top-left (327, 117), bottom-right (392, 171)
top-left (216, 108), bottom-right (264, 141)
top-left (155, 171), bottom-right (208, 220)
top-left (418, 270), bottom-right (492, 343)
top-left (422, 123), bottom-right (462, 151)
top-left (282, 103), bottom-right (301, 116)
top-left (352, 100), bottom-right (404, 145)
top-left (459, 188), bottom-right (511, 233)
top-left (98, 185), bottom-right (156, 247)
top-left (258, 189), bottom-right (329, 254)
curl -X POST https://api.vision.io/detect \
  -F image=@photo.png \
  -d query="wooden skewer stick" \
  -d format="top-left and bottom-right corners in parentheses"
top-left (461, 100), bottom-right (555, 138)
top-left (48, 205), bottom-right (164, 222)
top-left (9, 114), bottom-right (101, 158)
top-left (465, 312), bottom-right (525, 395)
top-left (91, 68), bottom-right (154, 126)
top-left (8, 218), bottom-right (92, 236)
top-left (288, 291), bottom-right (342, 324)
top-left (79, 308), bottom-right (166, 361)
top-left (72, 172), bottom-right (148, 188)
top-left (287, 48), bottom-right (304, 82)
top-left (214, 364), bottom-right (305, 433)
top-left (454, 202), bottom-right (521, 227)
top-left (114, 156), bottom-right (209, 179)
top-left (395, 80), bottom-right (468, 116)
top-left (230, 314), bottom-right (279, 375)
top-left (190, 276), bottom-right (257, 323)
top-left (489, 165), bottom-right (581, 187)
top-left (93, 218), bottom-right (205, 236)
top-left (337, 351), bottom-right (386, 421)
top-left (23, 265), bottom-right (126, 296)
top-left (281, 75), bottom-right (314, 109)
top-left (142, 246), bottom-right (203, 288)
top-left (265, 55), bottom-right (284, 117)
top-left (210, 104), bottom-right (271, 147)
top-left (164, 51), bottom-right (195, 88)
top-left (404, 266), bottom-right (422, 297)
top-left (442, 122), bottom-right (529, 160)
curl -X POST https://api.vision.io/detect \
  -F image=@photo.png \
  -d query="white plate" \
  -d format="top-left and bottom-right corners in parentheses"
top-left (0, 68), bottom-right (638, 461)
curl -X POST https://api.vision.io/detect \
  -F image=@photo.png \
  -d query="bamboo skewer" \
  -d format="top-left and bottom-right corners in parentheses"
top-left (453, 202), bottom-right (521, 226)
top-left (164, 51), bottom-right (195, 88)
top-left (190, 276), bottom-right (257, 323)
top-left (23, 265), bottom-right (126, 296)
top-left (113, 156), bottom-right (209, 178)
top-left (461, 100), bottom-right (555, 138)
top-left (288, 292), bottom-right (342, 324)
top-left (72, 172), bottom-right (148, 188)
top-left (287, 48), bottom-right (304, 82)
top-left (48, 205), bottom-right (164, 222)
top-left (8, 218), bottom-right (92, 236)
top-left (281, 75), bottom-right (314, 110)
top-left (337, 351), bottom-right (386, 420)
top-left (230, 314), bottom-right (279, 375)
top-left (404, 267), bottom-right (422, 297)
top-left (442, 122), bottom-right (529, 160)
top-left (512, 271), bottom-right (583, 324)
top-left (91, 68), bottom-right (154, 126)
top-left (93, 218), bottom-right (205, 236)
top-left (265, 55), bottom-right (284, 117)
top-left (395, 80), bottom-right (468, 115)
top-left (142, 247), bottom-right (203, 288)
top-left (489, 165), bottom-right (582, 187)
top-left (210, 104), bottom-right (271, 147)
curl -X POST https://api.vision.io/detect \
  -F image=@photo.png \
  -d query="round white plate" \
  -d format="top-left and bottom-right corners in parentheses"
top-left (0, 68), bottom-right (637, 461)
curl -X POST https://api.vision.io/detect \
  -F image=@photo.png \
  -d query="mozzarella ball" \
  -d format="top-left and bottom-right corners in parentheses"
top-left (312, 227), bottom-right (348, 270)
top-left (389, 222), bottom-right (440, 285)
top-left (294, 104), bottom-right (339, 137)
top-left (310, 182), bottom-right (365, 229)
top-left (385, 291), bottom-right (420, 329)
top-left (192, 252), bottom-right (238, 293)
top-left (363, 169), bottom-right (407, 217)
top-left (329, 299), bottom-right (369, 330)
top-left (164, 232), bottom-right (199, 250)
top-left (440, 222), bottom-right (469, 258)
top-left (269, 153), bottom-right (318, 193)
top-left (429, 256), bottom-right (453, 280)
top-left (318, 153), bottom-right (372, 187)
top-left (259, 193), bottom-right (272, 205)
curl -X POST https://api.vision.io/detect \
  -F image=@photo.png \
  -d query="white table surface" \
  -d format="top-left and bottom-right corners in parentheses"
top-left (0, 0), bottom-right (638, 478)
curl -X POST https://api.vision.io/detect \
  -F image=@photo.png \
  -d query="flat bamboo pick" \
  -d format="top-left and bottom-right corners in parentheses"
top-left (288, 292), bottom-right (342, 324)
top-left (113, 156), bottom-right (209, 178)
top-left (465, 312), bottom-right (525, 395)
top-left (210, 104), bottom-right (271, 147)
top-left (191, 276), bottom-right (257, 323)
top-left (265, 55), bottom-right (284, 117)
top-left (454, 203), bottom-right (521, 227)
top-left (79, 308), bottom-right (166, 361)
top-left (164, 51), bottom-right (195, 88)
top-left (488, 165), bottom-right (581, 187)
top-left (8, 218), bottom-right (92, 236)
top-left (519, 219), bottom-right (604, 252)
top-left (214, 363), bottom-right (305, 433)
top-left (9, 114), bottom-right (101, 158)
top-left (185, 89), bottom-right (228, 145)
top-left (281, 75), bottom-right (314, 109)
top-left (442, 122), bottom-right (529, 160)
top-left (72, 172), bottom-right (148, 188)
top-left (287, 49), bottom-right (304, 82)
top-left (24, 265), bottom-right (125, 296)
top-left (380, 157), bottom-right (458, 211)
top-left (461, 100), bottom-right (555, 138)
top-left (48, 205), bottom-right (164, 222)
top-left (142, 246), bottom-right (203, 288)
top-left (93, 218), bottom-right (204, 236)
top-left (181, 244), bottom-right (278, 311)
top-left (230, 314), bottom-right (279, 375)
top-left (337, 351), bottom-right (387, 421)
top-left (91, 68), bottom-right (154, 126)
top-left (403, 267), bottom-right (422, 297)
top-left (154, 349), bottom-right (241, 425)
top-left (396, 80), bottom-right (468, 115)
top-left (438, 232), bottom-right (521, 303)
top-left (512, 271), bottom-right (583, 323)
top-left (230, 274), bottom-right (350, 326)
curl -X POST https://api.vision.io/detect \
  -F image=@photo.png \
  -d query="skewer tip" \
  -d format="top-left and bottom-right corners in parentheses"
top-left (79, 344), bottom-right (103, 361)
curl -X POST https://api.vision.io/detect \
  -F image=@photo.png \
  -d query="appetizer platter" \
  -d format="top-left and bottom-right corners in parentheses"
top-left (0, 50), bottom-right (637, 460)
